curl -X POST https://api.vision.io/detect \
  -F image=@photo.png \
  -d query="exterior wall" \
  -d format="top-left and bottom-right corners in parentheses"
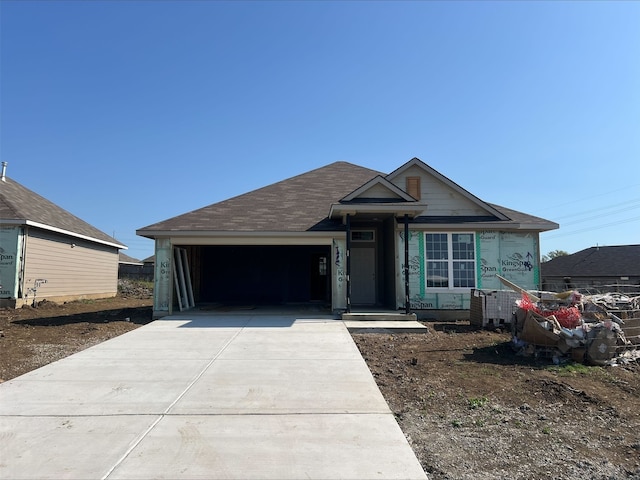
top-left (388, 164), bottom-right (486, 215)
top-left (119, 263), bottom-right (154, 281)
top-left (397, 228), bottom-right (540, 311)
top-left (332, 238), bottom-right (347, 312)
top-left (18, 228), bottom-right (119, 307)
top-left (358, 183), bottom-right (400, 199)
top-left (0, 226), bottom-right (23, 306)
top-left (153, 238), bottom-right (173, 318)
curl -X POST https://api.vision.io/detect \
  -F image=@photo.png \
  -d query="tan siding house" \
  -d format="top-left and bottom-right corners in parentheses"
top-left (0, 166), bottom-right (125, 308)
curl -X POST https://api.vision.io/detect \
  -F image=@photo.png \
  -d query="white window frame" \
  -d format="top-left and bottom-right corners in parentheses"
top-left (424, 232), bottom-right (476, 291)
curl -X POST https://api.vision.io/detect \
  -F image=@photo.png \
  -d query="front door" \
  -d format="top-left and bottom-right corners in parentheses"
top-left (351, 247), bottom-right (376, 304)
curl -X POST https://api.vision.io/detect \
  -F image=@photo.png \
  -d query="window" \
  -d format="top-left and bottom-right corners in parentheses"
top-left (406, 177), bottom-right (421, 200)
top-left (425, 233), bottom-right (476, 288)
top-left (351, 230), bottom-right (375, 242)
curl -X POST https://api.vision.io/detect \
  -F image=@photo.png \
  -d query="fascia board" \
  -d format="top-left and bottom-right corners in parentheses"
top-left (12, 220), bottom-right (126, 249)
top-left (402, 222), bottom-right (522, 230)
top-left (137, 230), bottom-right (342, 237)
top-left (329, 203), bottom-right (426, 219)
top-left (403, 221), bottom-right (557, 232)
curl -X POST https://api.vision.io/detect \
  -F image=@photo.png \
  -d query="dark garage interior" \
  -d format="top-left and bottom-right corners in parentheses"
top-left (192, 245), bottom-right (331, 306)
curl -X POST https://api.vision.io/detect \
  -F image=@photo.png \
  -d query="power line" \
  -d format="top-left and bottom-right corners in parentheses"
top-left (549, 198), bottom-right (640, 222)
top-left (535, 184), bottom-right (640, 215)
top-left (556, 202), bottom-right (640, 227)
top-left (543, 215), bottom-right (640, 239)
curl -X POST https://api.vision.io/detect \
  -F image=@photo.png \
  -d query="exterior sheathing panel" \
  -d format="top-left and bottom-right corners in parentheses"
top-left (21, 229), bottom-right (118, 305)
top-left (397, 228), bottom-right (540, 311)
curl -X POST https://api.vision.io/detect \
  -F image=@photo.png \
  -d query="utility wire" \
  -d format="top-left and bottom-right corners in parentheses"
top-left (549, 198), bottom-right (640, 222)
top-left (535, 184), bottom-right (640, 215)
top-left (543, 215), bottom-right (640, 239)
top-left (556, 202), bottom-right (640, 227)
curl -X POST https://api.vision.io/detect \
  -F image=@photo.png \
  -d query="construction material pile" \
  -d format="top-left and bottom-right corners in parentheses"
top-left (511, 289), bottom-right (640, 366)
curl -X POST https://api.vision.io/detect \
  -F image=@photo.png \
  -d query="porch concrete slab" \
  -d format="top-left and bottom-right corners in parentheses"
top-left (108, 414), bottom-right (426, 480)
top-left (0, 313), bottom-right (427, 479)
top-left (345, 320), bottom-right (429, 333)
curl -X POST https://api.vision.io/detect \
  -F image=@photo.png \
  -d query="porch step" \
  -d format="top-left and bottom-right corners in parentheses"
top-left (342, 312), bottom-right (418, 321)
top-left (344, 320), bottom-right (427, 334)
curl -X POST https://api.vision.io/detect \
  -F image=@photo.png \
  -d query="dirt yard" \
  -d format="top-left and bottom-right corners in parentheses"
top-left (1, 287), bottom-right (638, 479)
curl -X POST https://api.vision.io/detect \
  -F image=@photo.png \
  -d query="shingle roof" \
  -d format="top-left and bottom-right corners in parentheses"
top-left (541, 245), bottom-right (640, 277)
top-left (137, 160), bottom-right (558, 235)
top-left (138, 162), bottom-right (383, 233)
top-left (0, 176), bottom-right (125, 248)
top-left (119, 252), bottom-right (142, 265)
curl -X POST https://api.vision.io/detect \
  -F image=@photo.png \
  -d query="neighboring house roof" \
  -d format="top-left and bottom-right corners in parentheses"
top-left (137, 159), bottom-right (558, 237)
top-left (541, 245), bottom-right (640, 277)
top-left (119, 252), bottom-right (143, 265)
top-left (142, 255), bottom-right (155, 264)
top-left (0, 176), bottom-right (126, 248)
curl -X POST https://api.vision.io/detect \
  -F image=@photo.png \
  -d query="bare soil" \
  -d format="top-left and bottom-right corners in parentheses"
top-left (1, 292), bottom-right (638, 479)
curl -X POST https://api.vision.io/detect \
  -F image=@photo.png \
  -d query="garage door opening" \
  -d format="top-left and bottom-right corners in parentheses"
top-left (193, 245), bottom-right (331, 306)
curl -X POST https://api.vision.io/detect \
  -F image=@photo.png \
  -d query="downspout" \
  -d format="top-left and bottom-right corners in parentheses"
top-left (346, 213), bottom-right (351, 313)
top-left (404, 214), bottom-right (410, 314)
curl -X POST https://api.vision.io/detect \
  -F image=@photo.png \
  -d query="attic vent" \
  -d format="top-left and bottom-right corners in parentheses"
top-left (406, 177), bottom-right (421, 200)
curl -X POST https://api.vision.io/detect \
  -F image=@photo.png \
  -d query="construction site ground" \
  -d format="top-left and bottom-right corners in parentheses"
top-left (1, 291), bottom-right (638, 479)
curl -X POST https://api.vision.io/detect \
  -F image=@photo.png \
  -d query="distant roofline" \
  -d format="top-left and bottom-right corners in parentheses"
top-left (2, 219), bottom-right (126, 249)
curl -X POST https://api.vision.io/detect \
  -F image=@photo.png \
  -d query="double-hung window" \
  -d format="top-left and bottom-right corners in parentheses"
top-left (425, 233), bottom-right (476, 288)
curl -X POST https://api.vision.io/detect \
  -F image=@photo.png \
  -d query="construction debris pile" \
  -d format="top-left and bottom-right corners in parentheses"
top-left (511, 290), bottom-right (640, 366)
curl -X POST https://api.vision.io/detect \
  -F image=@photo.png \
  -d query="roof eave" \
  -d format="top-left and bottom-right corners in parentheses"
top-left (328, 203), bottom-right (426, 220)
top-left (3, 219), bottom-right (126, 249)
top-left (136, 229), bottom-right (343, 239)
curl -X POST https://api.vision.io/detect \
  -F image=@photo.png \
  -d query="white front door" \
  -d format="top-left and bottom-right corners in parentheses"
top-left (351, 248), bottom-right (376, 304)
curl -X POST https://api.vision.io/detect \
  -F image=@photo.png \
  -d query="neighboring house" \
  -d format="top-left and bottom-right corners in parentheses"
top-left (137, 158), bottom-right (558, 319)
top-left (142, 255), bottom-right (155, 267)
top-left (118, 252), bottom-right (144, 278)
top-left (541, 245), bottom-right (640, 293)
top-left (118, 253), bottom-right (154, 281)
top-left (0, 165), bottom-right (126, 308)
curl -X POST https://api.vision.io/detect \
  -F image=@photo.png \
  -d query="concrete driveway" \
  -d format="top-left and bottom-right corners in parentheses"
top-left (0, 313), bottom-right (427, 479)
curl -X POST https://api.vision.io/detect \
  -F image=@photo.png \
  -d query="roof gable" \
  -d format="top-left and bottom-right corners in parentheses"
top-left (0, 177), bottom-right (125, 248)
top-left (386, 157), bottom-right (509, 219)
top-left (340, 175), bottom-right (417, 203)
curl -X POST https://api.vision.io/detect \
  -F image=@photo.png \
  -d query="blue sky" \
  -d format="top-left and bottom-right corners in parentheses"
top-left (1, 0), bottom-right (639, 261)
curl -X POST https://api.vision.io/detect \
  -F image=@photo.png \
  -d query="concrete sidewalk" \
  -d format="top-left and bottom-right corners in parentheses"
top-left (0, 314), bottom-right (427, 479)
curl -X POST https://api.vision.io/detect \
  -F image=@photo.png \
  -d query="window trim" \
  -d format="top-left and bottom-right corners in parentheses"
top-left (424, 232), bottom-right (476, 291)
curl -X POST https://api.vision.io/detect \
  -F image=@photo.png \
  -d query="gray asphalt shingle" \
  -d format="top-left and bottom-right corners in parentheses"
top-left (0, 177), bottom-right (125, 247)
